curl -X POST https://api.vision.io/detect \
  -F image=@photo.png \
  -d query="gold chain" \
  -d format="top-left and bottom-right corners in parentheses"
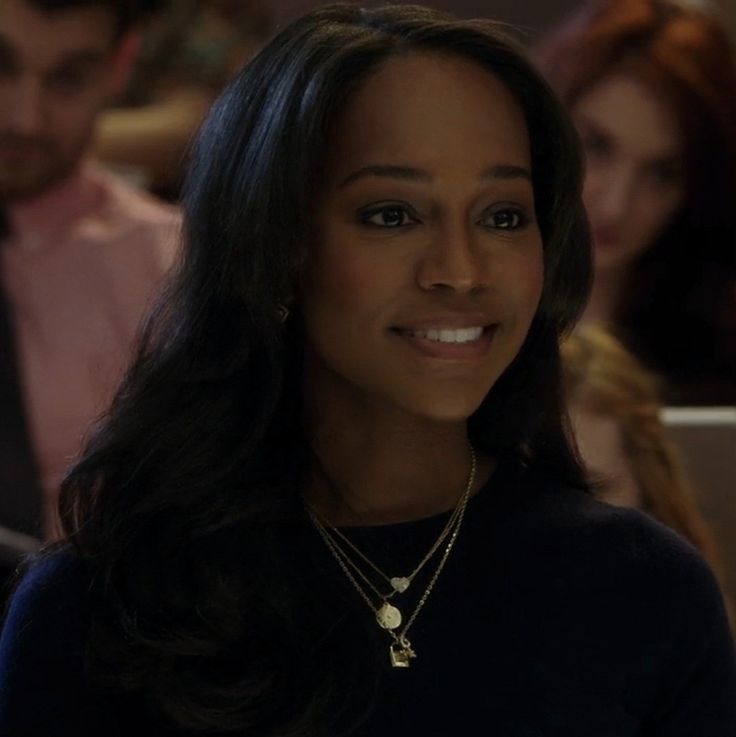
top-left (309, 485), bottom-right (467, 599)
top-left (307, 446), bottom-right (476, 667)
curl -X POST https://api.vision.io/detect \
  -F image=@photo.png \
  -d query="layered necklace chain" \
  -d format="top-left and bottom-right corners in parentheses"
top-left (306, 446), bottom-right (476, 668)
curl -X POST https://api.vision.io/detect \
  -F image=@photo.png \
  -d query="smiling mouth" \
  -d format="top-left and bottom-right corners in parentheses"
top-left (390, 324), bottom-right (498, 361)
top-left (395, 326), bottom-right (486, 344)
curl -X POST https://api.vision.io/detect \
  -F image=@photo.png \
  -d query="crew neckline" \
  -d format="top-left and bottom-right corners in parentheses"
top-left (330, 453), bottom-right (517, 533)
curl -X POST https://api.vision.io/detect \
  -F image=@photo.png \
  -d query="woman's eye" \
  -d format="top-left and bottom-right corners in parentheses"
top-left (360, 205), bottom-right (417, 228)
top-left (481, 207), bottom-right (528, 230)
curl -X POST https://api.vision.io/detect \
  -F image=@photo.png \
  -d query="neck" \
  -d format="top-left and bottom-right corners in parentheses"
top-left (303, 376), bottom-right (491, 526)
top-left (581, 267), bottom-right (626, 326)
top-left (6, 161), bottom-right (96, 237)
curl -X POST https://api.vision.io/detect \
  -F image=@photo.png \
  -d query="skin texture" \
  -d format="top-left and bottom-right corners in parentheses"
top-left (301, 52), bottom-right (543, 524)
top-left (572, 74), bottom-right (685, 292)
top-left (0, 0), bottom-right (125, 200)
top-left (569, 404), bottom-right (642, 508)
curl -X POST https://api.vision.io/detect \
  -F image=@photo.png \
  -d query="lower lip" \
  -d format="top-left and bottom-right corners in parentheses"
top-left (391, 326), bottom-right (497, 361)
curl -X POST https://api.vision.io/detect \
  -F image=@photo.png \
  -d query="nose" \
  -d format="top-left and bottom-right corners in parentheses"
top-left (593, 164), bottom-right (636, 223)
top-left (5, 76), bottom-right (45, 135)
top-left (416, 223), bottom-right (488, 294)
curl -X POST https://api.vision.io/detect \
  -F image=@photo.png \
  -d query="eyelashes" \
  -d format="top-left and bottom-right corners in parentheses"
top-left (357, 201), bottom-right (532, 231)
top-left (359, 204), bottom-right (419, 228)
top-left (482, 207), bottom-right (529, 230)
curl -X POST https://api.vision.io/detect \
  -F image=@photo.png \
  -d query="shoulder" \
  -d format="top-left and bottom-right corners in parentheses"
top-left (482, 462), bottom-right (726, 607)
top-left (0, 547), bottom-right (92, 660)
top-left (3, 548), bottom-right (89, 616)
top-left (483, 464), bottom-right (736, 732)
top-left (82, 165), bottom-right (181, 263)
top-left (90, 164), bottom-right (180, 225)
top-left (0, 548), bottom-right (96, 734)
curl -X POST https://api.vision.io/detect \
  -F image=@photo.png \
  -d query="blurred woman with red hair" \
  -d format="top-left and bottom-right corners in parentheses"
top-left (537, 0), bottom-right (736, 405)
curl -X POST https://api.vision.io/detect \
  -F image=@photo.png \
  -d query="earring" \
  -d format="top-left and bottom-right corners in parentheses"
top-left (276, 304), bottom-right (290, 323)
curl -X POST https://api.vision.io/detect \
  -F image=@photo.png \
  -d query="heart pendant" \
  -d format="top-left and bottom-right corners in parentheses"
top-left (390, 577), bottom-right (410, 593)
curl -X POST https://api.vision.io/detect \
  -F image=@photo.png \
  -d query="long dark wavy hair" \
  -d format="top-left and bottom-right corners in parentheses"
top-left (535, 0), bottom-right (736, 404)
top-left (55, 4), bottom-right (591, 735)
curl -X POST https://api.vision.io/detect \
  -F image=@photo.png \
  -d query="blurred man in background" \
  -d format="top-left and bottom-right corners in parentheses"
top-left (0, 0), bottom-right (179, 580)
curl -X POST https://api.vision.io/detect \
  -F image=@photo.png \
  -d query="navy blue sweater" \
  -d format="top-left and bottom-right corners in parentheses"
top-left (1, 461), bottom-right (735, 736)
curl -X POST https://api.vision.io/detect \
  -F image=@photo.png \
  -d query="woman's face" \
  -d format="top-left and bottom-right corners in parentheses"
top-left (300, 52), bottom-right (544, 423)
top-left (572, 74), bottom-right (686, 275)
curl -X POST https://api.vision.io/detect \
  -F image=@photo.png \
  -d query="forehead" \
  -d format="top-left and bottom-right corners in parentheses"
top-left (0, 0), bottom-right (117, 68)
top-left (573, 74), bottom-right (683, 159)
top-left (324, 52), bottom-right (532, 181)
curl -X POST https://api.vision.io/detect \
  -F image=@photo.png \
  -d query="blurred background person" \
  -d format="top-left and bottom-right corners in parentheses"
top-left (93, 0), bottom-right (275, 200)
top-left (562, 323), bottom-right (731, 617)
top-left (0, 0), bottom-right (179, 592)
top-left (537, 0), bottom-right (736, 406)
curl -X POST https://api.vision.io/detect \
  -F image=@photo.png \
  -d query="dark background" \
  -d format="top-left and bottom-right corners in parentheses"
top-left (269, 0), bottom-right (736, 45)
top-left (271, 0), bottom-right (585, 42)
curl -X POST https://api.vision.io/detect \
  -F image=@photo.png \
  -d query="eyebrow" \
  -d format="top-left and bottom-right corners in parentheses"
top-left (576, 114), bottom-right (681, 162)
top-left (0, 36), bottom-right (107, 72)
top-left (338, 163), bottom-right (531, 188)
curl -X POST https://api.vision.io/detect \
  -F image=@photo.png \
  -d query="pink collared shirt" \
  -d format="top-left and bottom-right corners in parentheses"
top-left (3, 162), bottom-right (180, 539)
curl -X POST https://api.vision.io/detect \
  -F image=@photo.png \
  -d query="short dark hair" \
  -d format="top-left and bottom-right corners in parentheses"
top-left (28, 0), bottom-right (146, 37)
top-left (59, 4), bottom-right (592, 735)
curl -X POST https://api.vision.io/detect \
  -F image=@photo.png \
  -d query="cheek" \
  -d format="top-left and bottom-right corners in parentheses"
top-left (308, 247), bottom-right (380, 310)
top-left (580, 161), bottom-right (607, 207)
top-left (302, 235), bottom-right (409, 340)
top-left (647, 188), bottom-right (684, 233)
top-left (58, 107), bottom-right (97, 145)
top-left (50, 92), bottom-right (106, 144)
top-left (510, 247), bottom-right (544, 312)
top-left (620, 189), bottom-right (682, 254)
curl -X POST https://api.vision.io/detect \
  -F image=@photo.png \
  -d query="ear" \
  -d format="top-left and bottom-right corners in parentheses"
top-left (107, 30), bottom-right (142, 100)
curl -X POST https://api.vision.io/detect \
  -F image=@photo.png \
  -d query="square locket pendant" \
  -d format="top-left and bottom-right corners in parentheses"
top-left (390, 642), bottom-right (416, 668)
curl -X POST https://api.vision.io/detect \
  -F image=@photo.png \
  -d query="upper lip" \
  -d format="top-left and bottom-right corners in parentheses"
top-left (392, 314), bottom-right (495, 330)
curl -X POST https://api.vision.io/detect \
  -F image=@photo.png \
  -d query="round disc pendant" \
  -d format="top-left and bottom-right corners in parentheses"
top-left (376, 602), bottom-right (402, 630)
top-left (390, 577), bottom-right (410, 593)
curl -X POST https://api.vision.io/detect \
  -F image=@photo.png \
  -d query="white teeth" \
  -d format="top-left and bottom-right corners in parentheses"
top-left (410, 327), bottom-right (484, 343)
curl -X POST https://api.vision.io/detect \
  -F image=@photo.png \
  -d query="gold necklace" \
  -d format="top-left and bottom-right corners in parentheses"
top-left (309, 483), bottom-right (466, 598)
top-left (307, 446), bottom-right (476, 668)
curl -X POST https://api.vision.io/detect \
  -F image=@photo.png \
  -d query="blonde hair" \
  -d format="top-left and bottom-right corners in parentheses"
top-left (562, 324), bottom-right (722, 570)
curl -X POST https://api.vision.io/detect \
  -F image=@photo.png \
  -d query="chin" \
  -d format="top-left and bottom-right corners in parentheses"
top-left (594, 241), bottom-right (648, 275)
top-left (0, 169), bottom-right (61, 201)
top-left (395, 389), bottom-right (489, 424)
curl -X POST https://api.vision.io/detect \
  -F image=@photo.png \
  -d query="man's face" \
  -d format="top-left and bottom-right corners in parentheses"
top-left (0, 0), bottom-right (119, 200)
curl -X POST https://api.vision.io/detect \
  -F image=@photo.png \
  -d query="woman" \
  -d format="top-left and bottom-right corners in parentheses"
top-left (1, 4), bottom-right (734, 735)
top-left (562, 324), bottom-right (724, 572)
top-left (536, 0), bottom-right (736, 405)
